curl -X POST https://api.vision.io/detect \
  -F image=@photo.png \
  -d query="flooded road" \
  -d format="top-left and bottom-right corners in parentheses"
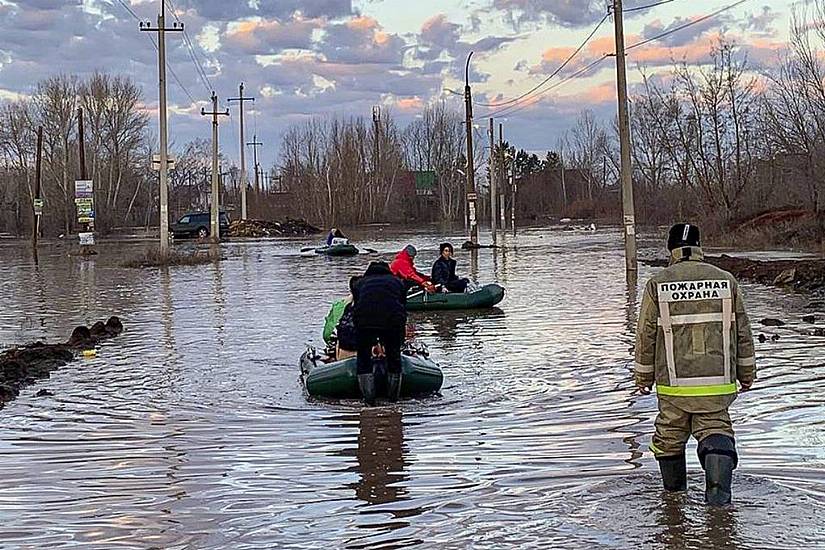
top-left (0, 227), bottom-right (823, 549)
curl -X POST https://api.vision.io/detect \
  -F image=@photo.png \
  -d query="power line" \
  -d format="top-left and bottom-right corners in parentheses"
top-left (165, 0), bottom-right (214, 94)
top-left (624, 0), bottom-right (678, 13)
top-left (476, 12), bottom-right (611, 109)
top-left (626, 0), bottom-right (751, 50)
top-left (481, 0), bottom-right (750, 119)
top-left (487, 55), bottom-right (611, 119)
top-left (114, 0), bottom-right (198, 104)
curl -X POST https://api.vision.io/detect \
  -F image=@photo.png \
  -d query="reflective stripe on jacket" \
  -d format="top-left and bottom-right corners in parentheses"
top-left (634, 246), bottom-right (756, 413)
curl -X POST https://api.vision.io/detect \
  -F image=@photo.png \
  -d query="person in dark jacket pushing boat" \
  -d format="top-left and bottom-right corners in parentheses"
top-left (353, 261), bottom-right (408, 405)
top-left (431, 242), bottom-right (470, 293)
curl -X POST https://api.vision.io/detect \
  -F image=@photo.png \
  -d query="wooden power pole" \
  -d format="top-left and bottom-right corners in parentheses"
top-left (32, 126), bottom-right (43, 250)
top-left (613, 0), bottom-right (638, 272)
top-left (201, 91), bottom-right (229, 243)
top-left (464, 52), bottom-right (478, 246)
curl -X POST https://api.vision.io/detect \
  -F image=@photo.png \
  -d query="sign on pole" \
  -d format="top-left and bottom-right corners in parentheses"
top-left (75, 179), bottom-right (95, 230)
top-left (33, 198), bottom-right (44, 216)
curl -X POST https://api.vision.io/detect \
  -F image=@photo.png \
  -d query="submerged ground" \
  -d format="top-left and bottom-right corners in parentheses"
top-left (0, 227), bottom-right (823, 549)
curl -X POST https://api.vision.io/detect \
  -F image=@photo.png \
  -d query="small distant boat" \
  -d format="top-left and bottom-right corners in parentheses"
top-left (302, 237), bottom-right (360, 256)
top-left (314, 242), bottom-right (360, 256)
top-left (406, 283), bottom-right (505, 312)
top-left (299, 349), bottom-right (443, 399)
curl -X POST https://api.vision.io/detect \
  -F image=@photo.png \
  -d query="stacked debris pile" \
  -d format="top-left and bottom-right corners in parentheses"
top-left (229, 218), bottom-right (321, 238)
top-left (0, 316), bottom-right (123, 407)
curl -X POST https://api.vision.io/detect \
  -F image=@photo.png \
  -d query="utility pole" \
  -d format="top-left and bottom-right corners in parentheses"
top-left (201, 91), bottom-right (230, 243)
top-left (499, 123), bottom-right (506, 230)
top-left (489, 118), bottom-right (498, 246)
top-left (77, 107), bottom-right (95, 255)
top-left (613, 0), bottom-right (638, 272)
top-left (32, 126), bottom-right (43, 251)
top-left (464, 52), bottom-right (479, 246)
top-left (511, 165), bottom-right (517, 236)
top-left (228, 83), bottom-right (255, 220)
top-left (561, 151), bottom-right (567, 212)
top-left (78, 108), bottom-right (87, 181)
top-left (140, 2), bottom-right (183, 258)
top-left (372, 106), bottom-right (381, 220)
top-left (247, 134), bottom-right (263, 200)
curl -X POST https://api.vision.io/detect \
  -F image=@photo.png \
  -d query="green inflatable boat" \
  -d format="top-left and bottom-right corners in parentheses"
top-left (314, 243), bottom-right (359, 256)
top-left (406, 283), bottom-right (505, 311)
top-left (300, 349), bottom-right (443, 399)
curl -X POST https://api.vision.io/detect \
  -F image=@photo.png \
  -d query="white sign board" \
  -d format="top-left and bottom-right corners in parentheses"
top-left (75, 180), bottom-right (93, 197)
top-left (78, 232), bottom-right (95, 246)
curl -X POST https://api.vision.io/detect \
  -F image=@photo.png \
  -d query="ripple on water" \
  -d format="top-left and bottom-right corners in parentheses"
top-left (0, 229), bottom-right (823, 549)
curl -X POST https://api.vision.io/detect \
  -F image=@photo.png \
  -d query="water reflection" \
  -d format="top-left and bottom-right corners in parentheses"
top-left (352, 407), bottom-right (408, 506)
top-left (652, 494), bottom-right (741, 550)
top-left (0, 229), bottom-right (823, 549)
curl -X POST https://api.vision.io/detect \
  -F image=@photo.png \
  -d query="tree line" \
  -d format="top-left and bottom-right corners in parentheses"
top-left (4, 6), bottom-right (825, 236)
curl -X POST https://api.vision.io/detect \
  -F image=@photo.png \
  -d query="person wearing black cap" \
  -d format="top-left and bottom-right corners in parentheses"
top-left (352, 261), bottom-right (408, 405)
top-left (634, 223), bottom-right (756, 505)
top-left (431, 243), bottom-right (470, 293)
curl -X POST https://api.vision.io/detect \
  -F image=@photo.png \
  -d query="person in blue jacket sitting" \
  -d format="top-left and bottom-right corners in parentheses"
top-left (326, 228), bottom-right (346, 246)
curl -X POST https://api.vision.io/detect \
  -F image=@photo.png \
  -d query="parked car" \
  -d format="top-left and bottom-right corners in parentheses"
top-left (170, 212), bottom-right (230, 239)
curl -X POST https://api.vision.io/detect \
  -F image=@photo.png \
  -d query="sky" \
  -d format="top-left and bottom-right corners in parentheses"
top-left (0, 0), bottom-right (801, 169)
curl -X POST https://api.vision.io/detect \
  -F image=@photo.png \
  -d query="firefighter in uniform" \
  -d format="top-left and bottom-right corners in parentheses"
top-left (635, 224), bottom-right (756, 505)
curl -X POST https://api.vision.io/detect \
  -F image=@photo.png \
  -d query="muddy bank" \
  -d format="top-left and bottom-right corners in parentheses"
top-left (0, 317), bottom-right (123, 407)
top-left (229, 218), bottom-right (321, 238)
top-left (644, 254), bottom-right (825, 292)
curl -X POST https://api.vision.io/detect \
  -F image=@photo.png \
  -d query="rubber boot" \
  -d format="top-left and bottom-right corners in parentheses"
top-left (657, 454), bottom-right (687, 492)
top-left (358, 373), bottom-right (376, 406)
top-left (698, 434), bottom-right (738, 506)
top-left (387, 373), bottom-right (402, 402)
top-left (703, 454), bottom-right (734, 506)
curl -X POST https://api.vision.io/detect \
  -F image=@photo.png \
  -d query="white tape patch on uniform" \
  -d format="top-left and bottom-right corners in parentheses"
top-left (657, 280), bottom-right (731, 302)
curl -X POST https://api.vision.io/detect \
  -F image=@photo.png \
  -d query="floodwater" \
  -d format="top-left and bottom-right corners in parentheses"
top-left (0, 227), bottom-right (823, 549)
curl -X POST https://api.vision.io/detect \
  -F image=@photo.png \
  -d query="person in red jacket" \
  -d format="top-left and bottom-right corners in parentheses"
top-left (390, 245), bottom-right (435, 293)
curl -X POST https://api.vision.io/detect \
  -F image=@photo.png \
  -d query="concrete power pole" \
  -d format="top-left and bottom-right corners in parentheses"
top-left (140, 2), bottom-right (183, 258)
top-left (464, 52), bottom-right (479, 246)
top-left (488, 118), bottom-right (498, 246)
top-left (247, 135), bottom-right (263, 197)
top-left (499, 123), bottom-right (506, 230)
top-left (613, 0), bottom-right (638, 272)
top-left (201, 91), bottom-right (229, 243)
top-left (228, 83), bottom-right (255, 220)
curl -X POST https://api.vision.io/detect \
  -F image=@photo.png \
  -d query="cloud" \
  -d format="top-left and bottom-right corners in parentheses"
top-left (319, 15), bottom-right (407, 64)
top-left (414, 14), bottom-right (519, 81)
top-left (174, 0), bottom-right (354, 22)
top-left (741, 6), bottom-right (781, 36)
top-left (492, 0), bottom-right (604, 28)
top-left (641, 15), bottom-right (729, 48)
top-left (223, 17), bottom-right (322, 54)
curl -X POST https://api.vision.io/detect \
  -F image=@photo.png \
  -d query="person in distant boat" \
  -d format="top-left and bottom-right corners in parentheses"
top-left (431, 242), bottom-right (470, 293)
top-left (390, 245), bottom-right (435, 293)
top-left (323, 276), bottom-right (360, 360)
top-left (353, 262), bottom-right (408, 404)
top-left (635, 223), bottom-right (756, 506)
top-left (326, 228), bottom-right (346, 246)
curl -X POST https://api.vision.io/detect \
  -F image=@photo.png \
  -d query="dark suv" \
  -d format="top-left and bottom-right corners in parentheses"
top-left (171, 212), bottom-right (230, 239)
